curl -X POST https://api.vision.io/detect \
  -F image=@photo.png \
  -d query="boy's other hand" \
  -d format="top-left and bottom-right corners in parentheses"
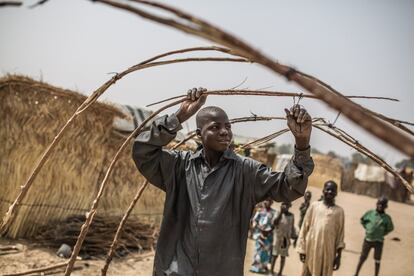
top-left (284, 104), bottom-right (312, 150)
top-left (176, 87), bottom-right (207, 123)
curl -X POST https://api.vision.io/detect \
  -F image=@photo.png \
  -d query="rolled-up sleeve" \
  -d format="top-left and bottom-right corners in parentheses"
top-left (249, 147), bottom-right (314, 204)
top-left (132, 114), bottom-right (184, 191)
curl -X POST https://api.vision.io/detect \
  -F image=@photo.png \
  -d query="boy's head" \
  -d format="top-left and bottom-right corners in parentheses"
top-left (323, 180), bottom-right (338, 201)
top-left (304, 191), bottom-right (312, 201)
top-left (196, 106), bottom-right (233, 152)
top-left (376, 196), bottom-right (388, 213)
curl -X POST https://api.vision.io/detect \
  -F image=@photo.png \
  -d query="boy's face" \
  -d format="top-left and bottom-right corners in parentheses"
top-left (376, 200), bottom-right (387, 212)
top-left (323, 182), bottom-right (337, 200)
top-left (198, 110), bottom-right (233, 152)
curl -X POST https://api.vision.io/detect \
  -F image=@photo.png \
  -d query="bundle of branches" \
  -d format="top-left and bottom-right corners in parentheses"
top-left (33, 215), bottom-right (157, 257)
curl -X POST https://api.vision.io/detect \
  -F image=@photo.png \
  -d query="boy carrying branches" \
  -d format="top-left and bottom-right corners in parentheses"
top-left (132, 87), bottom-right (314, 275)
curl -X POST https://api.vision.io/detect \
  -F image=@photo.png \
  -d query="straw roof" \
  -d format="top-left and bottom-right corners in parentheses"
top-left (0, 75), bottom-right (165, 238)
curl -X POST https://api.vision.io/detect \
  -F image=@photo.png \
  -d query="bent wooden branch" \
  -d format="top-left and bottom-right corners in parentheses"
top-left (0, 46), bottom-right (248, 235)
top-left (100, 133), bottom-right (195, 275)
top-left (100, 180), bottom-right (149, 276)
top-left (235, 116), bottom-right (413, 192)
top-left (313, 121), bottom-right (414, 193)
top-left (64, 98), bottom-right (186, 275)
top-left (94, 0), bottom-right (414, 156)
top-left (147, 91), bottom-right (399, 107)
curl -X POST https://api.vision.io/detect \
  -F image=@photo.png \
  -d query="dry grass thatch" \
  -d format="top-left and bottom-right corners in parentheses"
top-left (308, 154), bottom-right (343, 189)
top-left (273, 153), bottom-right (343, 189)
top-left (341, 163), bottom-right (411, 202)
top-left (0, 75), bottom-right (165, 238)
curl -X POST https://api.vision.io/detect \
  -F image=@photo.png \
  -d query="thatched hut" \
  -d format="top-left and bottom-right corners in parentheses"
top-left (273, 153), bottom-right (343, 189)
top-left (341, 163), bottom-right (411, 202)
top-left (0, 75), bottom-right (165, 238)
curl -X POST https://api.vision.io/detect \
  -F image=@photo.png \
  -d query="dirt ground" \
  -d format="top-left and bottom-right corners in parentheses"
top-left (1, 186), bottom-right (413, 276)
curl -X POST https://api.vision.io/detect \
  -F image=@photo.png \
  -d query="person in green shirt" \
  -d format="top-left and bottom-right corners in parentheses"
top-left (354, 197), bottom-right (394, 276)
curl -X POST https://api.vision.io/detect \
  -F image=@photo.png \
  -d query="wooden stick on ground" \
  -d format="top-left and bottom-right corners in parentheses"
top-left (1, 261), bottom-right (83, 276)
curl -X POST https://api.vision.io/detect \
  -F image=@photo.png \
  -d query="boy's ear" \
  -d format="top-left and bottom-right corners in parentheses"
top-left (196, 128), bottom-right (201, 136)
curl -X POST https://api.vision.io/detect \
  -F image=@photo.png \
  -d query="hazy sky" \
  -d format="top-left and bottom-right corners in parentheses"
top-left (1, 0), bottom-right (413, 165)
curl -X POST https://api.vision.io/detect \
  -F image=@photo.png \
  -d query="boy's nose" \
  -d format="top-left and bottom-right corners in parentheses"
top-left (219, 128), bottom-right (229, 135)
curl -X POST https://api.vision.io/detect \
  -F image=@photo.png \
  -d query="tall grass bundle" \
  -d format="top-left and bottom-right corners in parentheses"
top-left (0, 75), bottom-right (164, 238)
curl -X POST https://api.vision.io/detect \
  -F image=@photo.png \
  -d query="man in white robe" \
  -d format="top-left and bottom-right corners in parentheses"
top-left (297, 181), bottom-right (345, 276)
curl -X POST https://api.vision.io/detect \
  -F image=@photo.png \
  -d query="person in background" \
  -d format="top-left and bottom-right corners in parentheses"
top-left (354, 197), bottom-right (394, 276)
top-left (294, 191), bottom-right (312, 247)
top-left (298, 191), bottom-right (312, 230)
top-left (297, 180), bottom-right (345, 276)
top-left (250, 198), bottom-right (276, 274)
top-left (271, 201), bottom-right (297, 276)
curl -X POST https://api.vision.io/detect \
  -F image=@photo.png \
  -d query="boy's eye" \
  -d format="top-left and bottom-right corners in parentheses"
top-left (226, 125), bottom-right (232, 130)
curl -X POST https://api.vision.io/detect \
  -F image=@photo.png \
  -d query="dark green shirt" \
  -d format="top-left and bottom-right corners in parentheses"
top-left (361, 209), bottom-right (394, 242)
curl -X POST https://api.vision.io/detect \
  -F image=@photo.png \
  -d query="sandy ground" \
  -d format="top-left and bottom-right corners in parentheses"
top-left (1, 186), bottom-right (413, 276)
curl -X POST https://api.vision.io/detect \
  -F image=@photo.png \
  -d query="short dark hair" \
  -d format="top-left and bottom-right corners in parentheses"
top-left (377, 196), bottom-right (388, 206)
top-left (196, 106), bottom-right (227, 128)
top-left (324, 180), bottom-right (338, 189)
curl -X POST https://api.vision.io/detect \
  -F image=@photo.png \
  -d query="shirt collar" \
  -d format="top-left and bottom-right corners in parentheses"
top-left (189, 147), bottom-right (238, 161)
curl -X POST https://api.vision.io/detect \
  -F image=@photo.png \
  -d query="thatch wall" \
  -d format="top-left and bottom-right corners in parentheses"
top-left (308, 154), bottom-right (343, 189)
top-left (341, 163), bottom-right (411, 202)
top-left (273, 153), bottom-right (343, 189)
top-left (0, 75), bottom-right (165, 238)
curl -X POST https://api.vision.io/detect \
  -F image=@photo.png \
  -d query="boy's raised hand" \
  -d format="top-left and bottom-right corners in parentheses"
top-left (176, 87), bottom-right (207, 123)
top-left (284, 104), bottom-right (312, 150)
